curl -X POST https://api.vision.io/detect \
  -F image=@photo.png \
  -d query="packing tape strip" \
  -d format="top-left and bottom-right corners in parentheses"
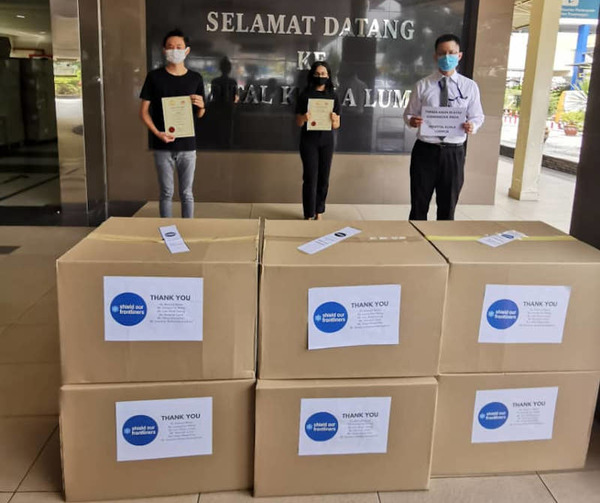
top-left (426, 235), bottom-right (576, 242)
top-left (87, 234), bottom-right (258, 244)
top-left (266, 234), bottom-right (423, 243)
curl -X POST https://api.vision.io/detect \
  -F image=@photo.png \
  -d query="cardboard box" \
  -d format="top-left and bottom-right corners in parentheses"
top-left (432, 371), bottom-right (600, 476)
top-left (412, 221), bottom-right (600, 373)
top-left (57, 217), bottom-right (259, 383)
top-left (254, 377), bottom-right (437, 496)
top-left (61, 379), bottom-right (254, 501)
top-left (259, 221), bottom-right (448, 379)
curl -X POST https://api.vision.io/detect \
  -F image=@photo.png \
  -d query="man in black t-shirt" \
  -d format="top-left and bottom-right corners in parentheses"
top-left (139, 29), bottom-right (205, 218)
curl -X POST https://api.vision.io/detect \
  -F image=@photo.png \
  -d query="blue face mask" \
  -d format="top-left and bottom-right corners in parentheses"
top-left (438, 54), bottom-right (459, 72)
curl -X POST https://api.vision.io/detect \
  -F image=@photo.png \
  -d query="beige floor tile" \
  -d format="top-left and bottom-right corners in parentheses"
top-left (0, 256), bottom-right (56, 324)
top-left (11, 493), bottom-right (199, 503)
top-left (0, 227), bottom-right (90, 258)
top-left (250, 203), bottom-right (304, 220)
top-left (200, 490), bottom-right (379, 503)
top-left (355, 204), bottom-right (410, 220)
top-left (379, 475), bottom-right (555, 503)
top-left (0, 417), bottom-right (56, 491)
top-left (19, 429), bottom-right (61, 492)
top-left (0, 363), bottom-right (60, 416)
top-left (134, 202), bottom-right (252, 219)
top-left (457, 205), bottom-right (520, 221)
top-left (16, 289), bottom-right (58, 326)
top-left (318, 204), bottom-right (363, 221)
top-left (0, 493), bottom-right (12, 503)
top-left (0, 325), bottom-right (59, 364)
top-left (540, 470), bottom-right (600, 503)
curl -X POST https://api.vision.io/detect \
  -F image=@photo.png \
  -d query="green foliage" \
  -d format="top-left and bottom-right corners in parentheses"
top-left (561, 110), bottom-right (585, 129)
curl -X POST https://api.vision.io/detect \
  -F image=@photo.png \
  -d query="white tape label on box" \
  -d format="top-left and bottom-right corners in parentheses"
top-left (298, 227), bottom-right (361, 255)
top-left (115, 397), bottom-right (212, 461)
top-left (308, 284), bottom-right (401, 350)
top-left (471, 387), bottom-right (558, 444)
top-left (159, 225), bottom-right (190, 254)
top-left (478, 230), bottom-right (527, 248)
top-left (104, 276), bottom-right (203, 341)
top-left (298, 397), bottom-right (391, 456)
top-left (478, 285), bottom-right (571, 344)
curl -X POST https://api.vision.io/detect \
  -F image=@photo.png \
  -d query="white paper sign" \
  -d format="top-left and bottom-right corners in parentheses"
top-left (471, 387), bottom-right (558, 443)
top-left (479, 285), bottom-right (571, 344)
top-left (159, 225), bottom-right (190, 254)
top-left (297, 227), bottom-right (361, 255)
top-left (420, 106), bottom-right (467, 137)
top-left (116, 397), bottom-right (212, 461)
top-left (478, 230), bottom-right (527, 248)
top-left (308, 285), bottom-right (401, 350)
top-left (298, 397), bottom-right (391, 456)
top-left (104, 276), bottom-right (203, 341)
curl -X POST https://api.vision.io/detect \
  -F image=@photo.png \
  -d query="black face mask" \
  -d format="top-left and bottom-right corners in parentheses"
top-left (313, 76), bottom-right (328, 86)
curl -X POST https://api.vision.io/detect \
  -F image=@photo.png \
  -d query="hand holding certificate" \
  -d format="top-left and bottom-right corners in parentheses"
top-left (162, 96), bottom-right (195, 138)
top-left (420, 106), bottom-right (467, 137)
top-left (307, 98), bottom-right (334, 131)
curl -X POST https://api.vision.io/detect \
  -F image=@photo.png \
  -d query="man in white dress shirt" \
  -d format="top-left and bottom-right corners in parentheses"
top-left (403, 34), bottom-right (485, 220)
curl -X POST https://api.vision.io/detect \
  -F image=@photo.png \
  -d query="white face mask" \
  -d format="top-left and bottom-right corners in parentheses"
top-left (165, 49), bottom-right (187, 64)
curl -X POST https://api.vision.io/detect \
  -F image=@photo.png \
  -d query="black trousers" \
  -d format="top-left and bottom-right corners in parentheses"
top-left (300, 136), bottom-right (334, 218)
top-left (409, 139), bottom-right (465, 221)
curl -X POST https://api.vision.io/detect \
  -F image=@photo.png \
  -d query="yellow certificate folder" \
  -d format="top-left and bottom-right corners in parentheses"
top-left (161, 96), bottom-right (195, 138)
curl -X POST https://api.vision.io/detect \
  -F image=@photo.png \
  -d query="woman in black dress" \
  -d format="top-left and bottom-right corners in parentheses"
top-left (295, 61), bottom-right (341, 220)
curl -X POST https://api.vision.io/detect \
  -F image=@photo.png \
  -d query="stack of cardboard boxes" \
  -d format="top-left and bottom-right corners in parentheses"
top-left (412, 221), bottom-right (600, 476)
top-left (56, 217), bottom-right (600, 500)
top-left (57, 218), bottom-right (260, 501)
top-left (255, 220), bottom-right (448, 496)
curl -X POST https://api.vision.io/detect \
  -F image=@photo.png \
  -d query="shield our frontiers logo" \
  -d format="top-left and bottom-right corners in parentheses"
top-left (164, 231), bottom-right (176, 238)
top-left (110, 292), bottom-right (147, 326)
top-left (305, 412), bottom-right (338, 441)
top-left (122, 415), bottom-right (158, 446)
top-left (478, 402), bottom-right (509, 429)
top-left (486, 299), bottom-right (519, 330)
top-left (334, 232), bottom-right (347, 237)
top-left (313, 301), bottom-right (348, 333)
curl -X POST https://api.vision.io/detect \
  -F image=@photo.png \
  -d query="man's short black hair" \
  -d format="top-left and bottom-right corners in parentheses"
top-left (163, 29), bottom-right (189, 48)
top-left (435, 34), bottom-right (461, 51)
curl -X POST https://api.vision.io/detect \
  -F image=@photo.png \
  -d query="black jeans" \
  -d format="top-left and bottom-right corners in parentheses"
top-left (300, 135), bottom-right (334, 219)
top-left (409, 140), bottom-right (465, 220)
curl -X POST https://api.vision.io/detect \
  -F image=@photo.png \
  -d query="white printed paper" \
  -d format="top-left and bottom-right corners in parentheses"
top-left (420, 106), bottom-right (467, 137)
top-left (116, 397), bottom-right (212, 461)
top-left (471, 387), bottom-right (558, 443)
top-left (104, 276), bottom-right (203, 341)
top-left (159, 225), bottom-right (190, 254)
top-left (298, 227), bottom-right (361, 255)
top-left (479, 285), bottom-right (571, 344)
top-left (298, 397), bottom-right (391, 456)
top-left (308, 285), bottom-right (401, 350)
top-left (478, 230), bottom-right (527, 248)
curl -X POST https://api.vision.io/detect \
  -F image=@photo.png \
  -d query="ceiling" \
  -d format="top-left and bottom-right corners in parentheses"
top-left (0, 0), bottom-right (51, 54)
top-left (513, 0), bottom-right (532, 31)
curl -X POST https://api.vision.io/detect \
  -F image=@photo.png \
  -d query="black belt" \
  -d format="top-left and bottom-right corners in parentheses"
top-left (417, 139), bottom-right (465, 149)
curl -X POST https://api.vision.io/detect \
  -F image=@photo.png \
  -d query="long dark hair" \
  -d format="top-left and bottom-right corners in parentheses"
top-left (306, 61), bottom-right (335, 93)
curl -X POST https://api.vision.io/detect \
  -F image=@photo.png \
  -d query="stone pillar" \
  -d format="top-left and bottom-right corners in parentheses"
top-left (509, 0), bottom-right (562, 201)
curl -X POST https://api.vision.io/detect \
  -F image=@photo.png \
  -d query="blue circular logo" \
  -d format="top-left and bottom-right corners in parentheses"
top-left (122, 415), bottom-right (158, 445)
top-left (313, 302), bottom-right (348, 333)
top-left (110, 292), bottom-right (147, 326)
top-left (305, 412), bottom-right (338, 441)
top-left (478, 402), bottom-right (509, 429)
top-left (486, 299), bottom-right (519, 329)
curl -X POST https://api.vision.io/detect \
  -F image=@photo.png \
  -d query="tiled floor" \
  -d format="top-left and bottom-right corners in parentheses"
top-left (132, 157), bottom-right (576, 233)
top-left (1, 156), bottom-right (598, 503)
